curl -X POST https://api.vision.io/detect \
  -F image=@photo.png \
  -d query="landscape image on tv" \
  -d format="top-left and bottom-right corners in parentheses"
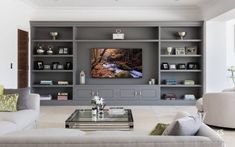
top-left (91, 48), bottom-right (143, 78)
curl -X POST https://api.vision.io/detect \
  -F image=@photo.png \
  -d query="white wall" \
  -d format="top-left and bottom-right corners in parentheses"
top-left (205, 21), bottom-right (228, 92)
top-left (32, 7), bottom-right (202, 21)
top-left (0, 0), bottom-right (34, 88)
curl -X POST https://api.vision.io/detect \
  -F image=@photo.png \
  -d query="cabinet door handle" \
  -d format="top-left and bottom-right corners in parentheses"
top-left (91, 91), bottom-right (95, 96)
top-left (134, 91), bottom-right (138, 96)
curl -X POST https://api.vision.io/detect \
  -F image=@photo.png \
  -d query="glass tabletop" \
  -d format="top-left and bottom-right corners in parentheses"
top-left (66, 109), bottom-right (132, 123)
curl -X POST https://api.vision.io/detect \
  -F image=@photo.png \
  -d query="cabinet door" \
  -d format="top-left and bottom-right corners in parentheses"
top-left (74, 89), bottom-right (93, 98)
top-left (119, 89), bottom-right (137, 98)
top-left (140, 89), bottom-right (157, 98)
top-left (97, 89), bottom-right (114, 99)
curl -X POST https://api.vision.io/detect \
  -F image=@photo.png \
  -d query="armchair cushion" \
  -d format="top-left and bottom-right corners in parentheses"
top-left (0, 85), bottom-right (3, 95)
top-left (4, 88), bottom-right (30, 110)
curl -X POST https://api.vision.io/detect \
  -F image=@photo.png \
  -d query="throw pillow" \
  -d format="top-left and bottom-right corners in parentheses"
top-left (162, 115), bottom-right (201, 136)
top-left (0, 94), bottom-right (19, 112)
top-left (0, 85), bottom-right (3, 95)
top-left (4, 87), bottom-right (30, 110)
top-left (150, 123), bottom-right (169, 135)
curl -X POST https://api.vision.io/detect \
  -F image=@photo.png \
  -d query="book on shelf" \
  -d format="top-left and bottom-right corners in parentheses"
top-left (57, 81), bottom-right (69, 85)
top-left (57, 92), bottom-right (68, 100)
top-left (40, 94), bottom-right (52, 100)
top-left (40, 80), bottom-right (53, 85)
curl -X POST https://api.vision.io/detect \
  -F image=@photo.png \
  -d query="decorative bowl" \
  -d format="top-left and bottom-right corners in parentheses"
top-left (177, 31), bottom-right (186, 40)
top-left (50, 32), bottom-right (59, 40)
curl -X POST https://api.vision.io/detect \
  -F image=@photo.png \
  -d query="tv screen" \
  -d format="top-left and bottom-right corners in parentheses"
top-left (91, 48), bottom-right (143, 78)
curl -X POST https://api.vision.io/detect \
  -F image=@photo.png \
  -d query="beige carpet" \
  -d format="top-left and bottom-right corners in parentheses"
top-left (39, 106), bottom-right (235, 147)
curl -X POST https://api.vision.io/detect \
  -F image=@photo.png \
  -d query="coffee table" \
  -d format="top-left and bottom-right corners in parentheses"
top-left (65, 109), bottom-right (134, 131)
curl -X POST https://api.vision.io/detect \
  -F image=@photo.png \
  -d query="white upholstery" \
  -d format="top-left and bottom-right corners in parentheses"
top-left (0, 94), bottom-right (40, 135)
top-left (196, 92), bottom-right (235, 128)
top-left (0, 124), bottom-right (224, 147)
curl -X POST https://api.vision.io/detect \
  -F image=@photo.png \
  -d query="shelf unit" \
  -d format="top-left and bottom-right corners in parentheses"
top-left (30, 21), bottom-right (204, 105)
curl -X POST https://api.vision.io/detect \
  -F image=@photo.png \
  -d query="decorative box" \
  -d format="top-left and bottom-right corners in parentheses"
top-left (112, 29), bottom-right (125, 40)
top-left (57, 92), bottom-right (68, 100)
top-left (162, 93), bottom-right (177, 100)
top-left (184, 94), bottom-right (196, 100)
top-left (164, 79), bottom-right (177, 85)
top-left (184, 80), bottom-right (195, 85)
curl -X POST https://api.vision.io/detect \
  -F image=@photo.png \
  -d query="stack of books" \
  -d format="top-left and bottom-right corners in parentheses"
top-left (57, 81), bottom-right (69, 85)
top-left (40, 94), bottom-right (52, 100)
top-left (57, 92), bottom-right (68, 100)
top-left (40, 80), bottom-right (53, 85)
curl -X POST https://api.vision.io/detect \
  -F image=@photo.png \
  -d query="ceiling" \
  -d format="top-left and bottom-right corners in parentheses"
top-left (21, 0), bottom-right (212, 8)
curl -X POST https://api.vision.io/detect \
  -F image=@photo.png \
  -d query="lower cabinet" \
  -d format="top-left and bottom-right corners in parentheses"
top-left (73, 85), bottom-right (160, 105)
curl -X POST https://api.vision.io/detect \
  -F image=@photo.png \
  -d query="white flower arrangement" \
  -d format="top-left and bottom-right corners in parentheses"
top-left (228, 66), bottom-right (235, 86)
top-left (91, 96), bottom-right (105, 109)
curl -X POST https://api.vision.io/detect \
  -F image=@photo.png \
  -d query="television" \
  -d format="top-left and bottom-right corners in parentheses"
top-left (91, 48), bottom-right (143, 78)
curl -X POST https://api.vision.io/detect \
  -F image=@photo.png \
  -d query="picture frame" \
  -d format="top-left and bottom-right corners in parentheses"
top-left (43, 64), bottom-right (51, 70)
top-left (175, 48), bottom-right (185, 55)
top-left (186, 46), bottom-right (198, 55)
top-left (161, 62), bottom-right (169, 70)
top-left (57, 64), bottom-right (64, 70)
top-left (34, 61), bottom-right (44, 70)
top-left (65, 62), bottom-right (72, 70)
top-left (177, 63), bottom-right (186, 69)
top-left (58, 48), bottom-right (64, 54)
top-left (52, 62), bottom-right (59, 70)
top-left (169, 64), bottom-right (177, 70)
top-left (187, 62), bottom-right (199, 69)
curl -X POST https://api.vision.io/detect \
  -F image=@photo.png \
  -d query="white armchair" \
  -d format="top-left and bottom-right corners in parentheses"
top-left (196, 92), bottom-right (235, 128)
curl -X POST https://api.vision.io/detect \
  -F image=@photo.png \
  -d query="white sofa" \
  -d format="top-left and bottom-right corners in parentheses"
top-left (0, 123), bottom-right (224, 147)
top-left (196, 92), bottom-right (235, 128)
top-left (0, 93), bottom-right (40, 135)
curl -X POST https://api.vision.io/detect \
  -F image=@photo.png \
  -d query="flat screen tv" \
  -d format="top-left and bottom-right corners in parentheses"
top-left (91, 48), bottom-right (143, 78)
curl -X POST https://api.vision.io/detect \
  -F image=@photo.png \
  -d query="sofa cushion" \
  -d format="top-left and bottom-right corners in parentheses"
top-left (4, 87), bottom-right (30, 110)
top-left (0, 121), bottom-right (17, 135)
top-left (0, 85), bottom-right (3, 95)
top-left (150, 123), bottom-right (169, 136)
top-left (163, 115), bottom-right (201, 136)
top-left (0, 110), bottom-right (37, 129)
top-left (6, 128), bottom-right (85, 137)
top-left (0, 94), bottom-right (19, 112)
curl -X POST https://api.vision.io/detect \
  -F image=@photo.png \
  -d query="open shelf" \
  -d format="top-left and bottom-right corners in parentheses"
top-left (32, 40), bottom-right (73, 42)
top-left (76, 39), bottom-right (159, 43)
top-left (160, 55), bottom-right (202, 57)
top-left (33, 55), bottom-right (73, 58)
top-left (160, 39), bottom-right (202, 42)
top-left (160, 85), bottom-right (202, 87)
top-left (32, 70), bottom-right (73, 73)
top-left (160, 70), bottom-right (201, 72)
top-left (32, 85), bottom-right (73, 88)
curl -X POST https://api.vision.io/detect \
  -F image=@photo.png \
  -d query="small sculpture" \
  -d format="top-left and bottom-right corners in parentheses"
top-left (80, 70), bottom-right (85, 84)
top-left (47, 46), bottom-right (53, 55)
top-left (36, 44), bottom-right (45, 54)
top-left (166, 47), bottom-right (173, 55)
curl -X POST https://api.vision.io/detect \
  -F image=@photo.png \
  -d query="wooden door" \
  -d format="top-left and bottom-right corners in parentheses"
top-left (18, 29), bottom-right (29, 88)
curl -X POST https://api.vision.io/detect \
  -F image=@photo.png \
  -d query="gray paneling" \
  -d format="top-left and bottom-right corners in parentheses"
top-left (76, 27), bottom-right (158, 40)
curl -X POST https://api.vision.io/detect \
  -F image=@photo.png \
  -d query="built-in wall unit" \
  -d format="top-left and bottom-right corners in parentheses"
top-left (30, 21), bottom-right (204, 105)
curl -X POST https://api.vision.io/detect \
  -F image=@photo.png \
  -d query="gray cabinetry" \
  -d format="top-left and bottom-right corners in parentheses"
top-left (30, 21), bottom-right (204, 106)
top-left (74, 85), bottom-right (160, 105)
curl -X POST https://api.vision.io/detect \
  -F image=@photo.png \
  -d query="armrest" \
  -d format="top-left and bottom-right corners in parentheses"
top-left (196, 123), bottom-right (224, 143)
top-left (26, 93), bottom-right (40, 113)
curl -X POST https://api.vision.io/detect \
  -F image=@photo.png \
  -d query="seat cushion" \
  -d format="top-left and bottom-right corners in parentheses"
top-left (4, 87), bottom-right (30, 110)
top-left (6, 128), bottom-right (85, 137)
top-left (0, 110), bottom-right (37, 129)
top-left (0, 121), bottom-right (17, 135)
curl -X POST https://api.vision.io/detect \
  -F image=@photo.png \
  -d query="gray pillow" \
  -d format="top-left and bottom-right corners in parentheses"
top-left (4, 87), bottom-right (30, 110)
top-left (163, 115), bottom-right (201, 136)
